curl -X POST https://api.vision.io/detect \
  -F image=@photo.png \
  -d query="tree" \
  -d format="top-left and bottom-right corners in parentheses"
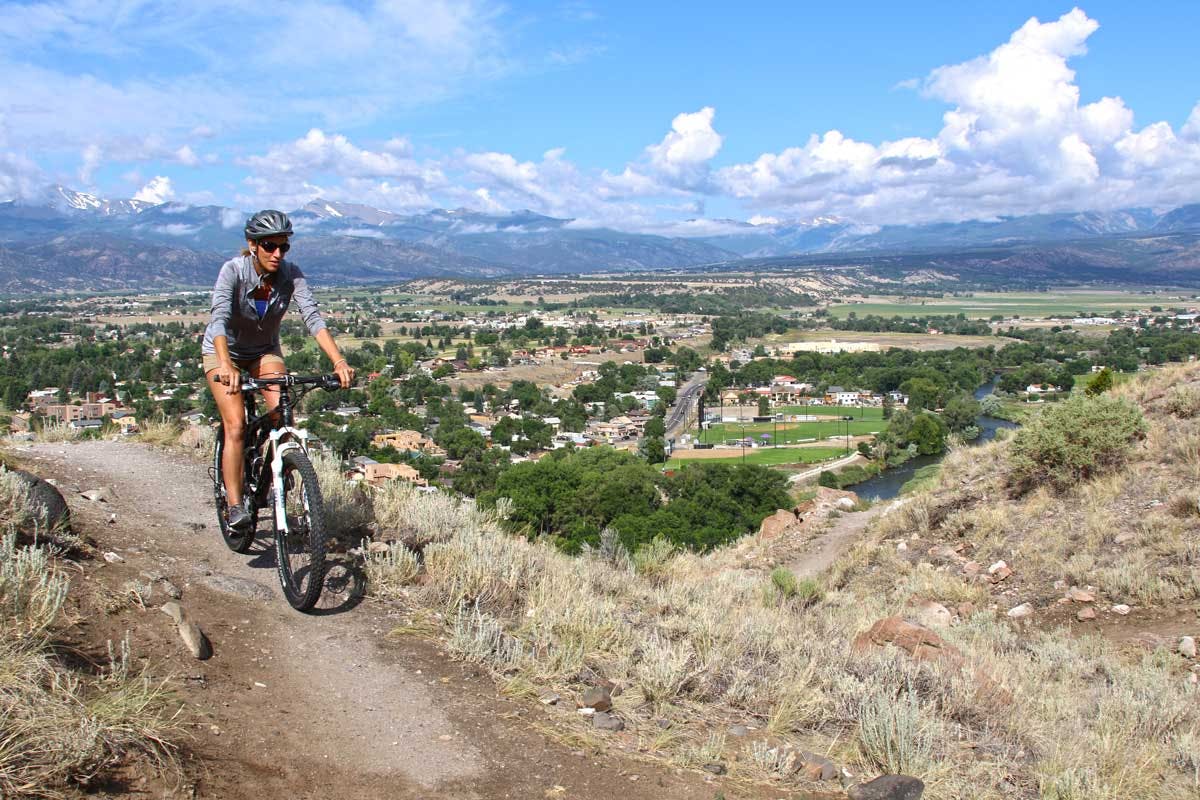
top-left (940, 393), bottom-right (981, 433)
top-left (1085, 367), bottom-right (1114, 396)
top-left (757, 396), bottom-right (770, 417)
top-left (643, 436), bottom-right (666, 464)
top-left (902, 377), bottom-right (941, 411)
top-left (907, 412), bottom-right (949, 455)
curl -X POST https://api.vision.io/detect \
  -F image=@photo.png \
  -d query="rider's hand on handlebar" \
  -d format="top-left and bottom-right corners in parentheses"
top-left (213, 363), bottom-right (242, 395)
top-left (333, 360), bottom-right (355, 389)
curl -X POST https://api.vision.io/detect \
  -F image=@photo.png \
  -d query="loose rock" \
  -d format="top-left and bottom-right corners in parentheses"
top-left (702, 763), bottom-right (726, 775)
top-left (579, 686), bottom-right (612, 712)
top-left (727, 724), bottom-right (750, 737)
top-left (1007, 603), bottom-right (1034, 619)
top-left (81, 487), bottom-right (112, 502)
top-left (847, 774), bottom-right (925, 800)
top-left (160, 600), bottom-right (185, 624)
top-left (158, 578), bottom-right (182, 599)
top-left (987, 560), bottom-right (1008, 575)
top-left (1066, 586), bottom-right (1096, 603)
top-left (178, 620), bottom-right (212, 660)
top-left (539, 692), bottom-right (561, 706)
top-left (1112, 604), bottom-right (1132, 616)
top-left (911, 600), bottom-right (952, 629)
top-left (102, 551), bottom-right (124, 563)
top-left (1181, 636), bottom-right (1197, 659)
top-left (1076, 607), bottom-right (1097, 621)
top-left (591, 712), bottom-right (624, 732)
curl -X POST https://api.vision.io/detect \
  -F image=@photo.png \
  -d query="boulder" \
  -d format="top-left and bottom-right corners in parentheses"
top-left (852, 616), bottom-right (961, 664)
top-left (757, 509), bottom-right (800, 542)
top-left (7, 469), bottom-right (71, 531)
top-left (854, 616), bottom-right (1010, 707)
top-left (1179, 636), bottom-right (1196, 659)
top-left (848, 775), bottom-right (925, 800)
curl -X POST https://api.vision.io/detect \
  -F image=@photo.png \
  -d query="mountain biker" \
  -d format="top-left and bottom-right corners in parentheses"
top-left (202, 209), bottom-right (355, 531)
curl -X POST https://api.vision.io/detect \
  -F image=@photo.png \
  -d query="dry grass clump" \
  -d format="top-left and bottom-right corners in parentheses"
top-left (309, 452), bottom-right (374, 539)
top-left (0, 528), bottom-right (179, 797)
top-left (363, 541), bottom-right (420, 598)
top-left (0, 472), bottom-right (179, 798)
top-left (373, 482), bottom-right (477, 548)
top-left (31, 420), bottom-right (81, 443)
top-left (135, 417), bottom-right (183, 447)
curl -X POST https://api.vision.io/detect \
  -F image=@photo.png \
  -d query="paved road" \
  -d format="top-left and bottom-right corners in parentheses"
top-left (787, 452), bottom-right (863, 483)
top-left (665, 373), bottom-right (708, 440)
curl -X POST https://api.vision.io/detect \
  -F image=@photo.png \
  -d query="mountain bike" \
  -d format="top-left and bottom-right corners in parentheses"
top-left (209, 373), bottom-right (344, 611)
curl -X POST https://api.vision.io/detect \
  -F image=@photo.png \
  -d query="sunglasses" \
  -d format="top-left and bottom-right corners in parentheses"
top-left (257, 241), bottom-right (290, 254)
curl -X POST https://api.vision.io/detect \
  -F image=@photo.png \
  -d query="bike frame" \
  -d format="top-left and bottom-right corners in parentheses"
top-left (238, 376), bottom-right (321, 530)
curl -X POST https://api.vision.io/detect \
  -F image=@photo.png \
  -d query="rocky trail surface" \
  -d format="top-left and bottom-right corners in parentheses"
top-left (16, 440), bottom-right (789, 800)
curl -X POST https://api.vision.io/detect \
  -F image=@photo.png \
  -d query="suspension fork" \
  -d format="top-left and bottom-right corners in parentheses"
top-left (267, 426), bottom-right (310, 529)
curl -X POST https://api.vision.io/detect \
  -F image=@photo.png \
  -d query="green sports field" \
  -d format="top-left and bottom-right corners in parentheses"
top-left (698, 415), bottom-right (881, 446)
top-left (664, 446), bottom-right (845, 470)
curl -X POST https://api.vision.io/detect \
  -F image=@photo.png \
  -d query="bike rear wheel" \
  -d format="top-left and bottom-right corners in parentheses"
top-left (271, 449), bottom-right (328, 612)
top-left (213, 423), bottom-right (256, 553)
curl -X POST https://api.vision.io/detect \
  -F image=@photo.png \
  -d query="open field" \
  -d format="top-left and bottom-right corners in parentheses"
top-left (762, 329), bottom-right (1010, 351)
top-left (444, 359), bottom-right (591, 391)
top-left (665, 445), bottom-right (845, 469)
top-left (826, 289), bottom-right (1180, 320)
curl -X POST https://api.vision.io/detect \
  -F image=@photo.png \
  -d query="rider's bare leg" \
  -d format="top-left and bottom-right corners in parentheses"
top-left (207, 368), bottom-right (247, 506)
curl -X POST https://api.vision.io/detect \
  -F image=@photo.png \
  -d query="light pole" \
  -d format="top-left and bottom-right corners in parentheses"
top-left (739, 422), bottom-right (746, 463)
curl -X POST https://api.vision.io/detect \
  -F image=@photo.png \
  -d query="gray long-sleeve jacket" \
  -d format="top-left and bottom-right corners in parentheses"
top-left (201, 255), bottom-right (327, 360)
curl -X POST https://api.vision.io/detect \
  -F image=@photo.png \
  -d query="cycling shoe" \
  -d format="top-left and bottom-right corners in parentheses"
top-left (226, 501), bottom-right (254, 532)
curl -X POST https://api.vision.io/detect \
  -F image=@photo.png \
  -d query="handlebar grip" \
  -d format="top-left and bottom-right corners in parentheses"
top-left (322, 374), bottom-right (343, 390)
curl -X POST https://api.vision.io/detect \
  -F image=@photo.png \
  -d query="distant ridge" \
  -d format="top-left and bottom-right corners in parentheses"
top-left (0, 184), bottom-right (1198, 291)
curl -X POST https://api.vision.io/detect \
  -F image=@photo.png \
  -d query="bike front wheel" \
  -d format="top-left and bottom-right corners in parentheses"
top-left (271, 449), bottom-right (328, 612)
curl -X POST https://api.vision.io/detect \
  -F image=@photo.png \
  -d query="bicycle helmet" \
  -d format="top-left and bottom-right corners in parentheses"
top-left (244, 209), bottom-right (293, 240)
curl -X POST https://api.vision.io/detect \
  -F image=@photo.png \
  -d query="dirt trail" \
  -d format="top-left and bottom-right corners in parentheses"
top-left (15, 441), bottom-right (759, 800)
top-left (784, 504), bottom-right (889, 579)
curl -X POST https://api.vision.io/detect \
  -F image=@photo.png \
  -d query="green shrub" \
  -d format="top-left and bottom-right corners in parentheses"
top-left (770, 567), bottom-right (799, 598)
top-left (817, 470), bottom-right (839, 489)
top-left (1008, 394), bottom-right (1146, 493)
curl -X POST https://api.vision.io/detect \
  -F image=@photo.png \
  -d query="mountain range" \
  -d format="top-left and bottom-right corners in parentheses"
top-left (0, 186), bottom-right (1198, 292)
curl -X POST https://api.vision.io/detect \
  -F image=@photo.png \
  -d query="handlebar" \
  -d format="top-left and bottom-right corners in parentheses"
top-left (240, 373), bottom-right (345, 393)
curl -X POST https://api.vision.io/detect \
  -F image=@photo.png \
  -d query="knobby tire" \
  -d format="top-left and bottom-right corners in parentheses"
top-left (213, 423), bottom-right (256, 553)
top-left (272, 449), bottom-right (328, 612)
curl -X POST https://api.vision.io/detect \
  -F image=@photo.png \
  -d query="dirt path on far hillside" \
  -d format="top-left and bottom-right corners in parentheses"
top-left (784, 503), bottom-right (890, 579)
top-left (14, 441), bottom-right (785, 800)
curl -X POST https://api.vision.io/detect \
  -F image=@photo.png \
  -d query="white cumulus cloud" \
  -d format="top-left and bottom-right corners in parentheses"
top-left (714, 8), bottom-right (1200, 224)
top-left (133, 176), bottom-right (175, 204)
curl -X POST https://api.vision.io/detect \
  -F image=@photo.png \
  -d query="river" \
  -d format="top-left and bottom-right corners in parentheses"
top-left (848, 378), bottom-right (1017, 501)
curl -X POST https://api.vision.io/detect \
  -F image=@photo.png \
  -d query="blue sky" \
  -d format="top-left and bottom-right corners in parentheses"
top-left (1, 1), bottom-right (1198, 230)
